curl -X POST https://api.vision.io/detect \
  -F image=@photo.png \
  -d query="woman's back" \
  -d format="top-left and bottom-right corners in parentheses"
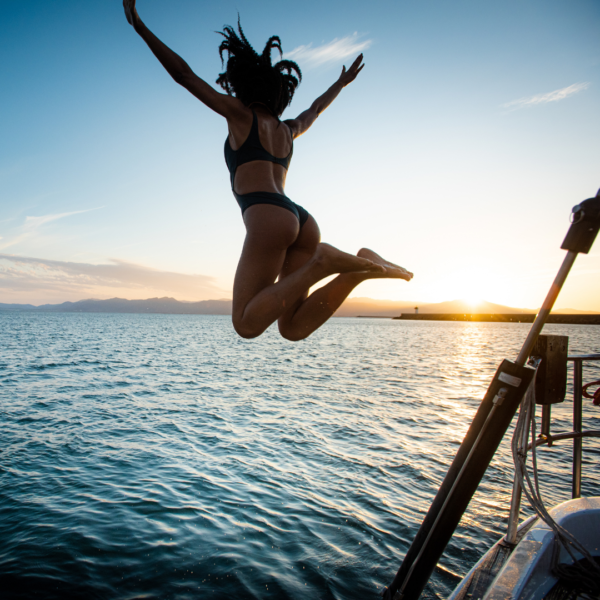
top-left (226, 105), bottom-right (293, 196)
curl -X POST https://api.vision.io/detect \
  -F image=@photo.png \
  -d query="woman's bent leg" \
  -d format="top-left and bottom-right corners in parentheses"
top-left (277, 270), bottom-right (369, 341)
top-left (232, 206), bottom-right (382, 339)
top-left (278, 227), bottom-right (413, 341)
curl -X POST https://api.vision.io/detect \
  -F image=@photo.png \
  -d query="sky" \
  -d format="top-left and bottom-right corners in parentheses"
top-left (1, 0), bottom-right (599, 310)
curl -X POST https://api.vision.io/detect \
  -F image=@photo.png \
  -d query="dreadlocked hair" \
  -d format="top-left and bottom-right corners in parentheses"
top-left (216, 18), bottom-right (302, 118)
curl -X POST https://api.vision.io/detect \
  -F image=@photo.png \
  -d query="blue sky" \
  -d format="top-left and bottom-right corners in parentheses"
top-left (1, 0), bottom-right (599, 309)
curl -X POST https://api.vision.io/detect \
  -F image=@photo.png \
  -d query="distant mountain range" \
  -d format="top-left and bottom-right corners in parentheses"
top-left (0, 296), bottom-right (597, 316)
top-left (0, 297), bottom-right (232, 315)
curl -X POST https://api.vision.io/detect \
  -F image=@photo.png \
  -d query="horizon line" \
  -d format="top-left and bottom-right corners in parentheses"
top-left (1, 296), bottom-right (597, 314)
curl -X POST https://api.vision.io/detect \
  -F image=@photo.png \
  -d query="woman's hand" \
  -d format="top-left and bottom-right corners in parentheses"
top-left (123, 0), bottom-right (141, 28)
top-left (288, 53), bottom-right (366, 136)
top-left (337, 54), bottom-right (365, 87)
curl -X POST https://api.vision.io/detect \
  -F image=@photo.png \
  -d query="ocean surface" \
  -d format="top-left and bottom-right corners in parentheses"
top-left (1, 313), bottom-right (599, 600)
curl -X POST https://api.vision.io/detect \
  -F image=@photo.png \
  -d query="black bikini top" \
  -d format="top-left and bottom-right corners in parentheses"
top-left (224, 111), bottom-right (293, 190)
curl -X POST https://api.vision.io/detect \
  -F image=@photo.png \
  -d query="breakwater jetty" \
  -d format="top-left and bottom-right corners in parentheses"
top-left (392, 313), bottom-right (600, 324)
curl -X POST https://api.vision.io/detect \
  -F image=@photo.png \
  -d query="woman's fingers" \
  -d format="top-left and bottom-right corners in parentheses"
top-left (349, 54), bottom-right (363, 72)
top-left (338, 54), bottom-right (364, 86)
top-left (123, 0), bottom-right (131, 24)
top-left (123, 0), bottom-right (136, 25)
top-left (341, 55), bottom-right (364, 81)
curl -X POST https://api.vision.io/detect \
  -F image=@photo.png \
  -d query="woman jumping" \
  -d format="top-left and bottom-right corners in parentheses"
top-left (124, 1), bottom-right (413, 341)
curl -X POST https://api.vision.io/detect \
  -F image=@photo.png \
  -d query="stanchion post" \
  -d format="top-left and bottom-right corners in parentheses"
top-left (572, 359), bottom-right (583, 498)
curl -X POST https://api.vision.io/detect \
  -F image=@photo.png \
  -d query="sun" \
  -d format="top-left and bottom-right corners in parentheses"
top-left (457, 282), bottom-right (484, 309)
top-left (464, 294), bottom-right (484, 309)
top-left (437, 270), bottom-right (495, 308)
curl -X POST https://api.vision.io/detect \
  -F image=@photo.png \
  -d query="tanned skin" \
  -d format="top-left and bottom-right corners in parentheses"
top-left (124, 0), bottom-right (412, 340)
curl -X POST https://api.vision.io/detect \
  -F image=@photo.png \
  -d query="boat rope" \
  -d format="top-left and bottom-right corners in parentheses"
top-left (512, 362), bottom-right (600, 596)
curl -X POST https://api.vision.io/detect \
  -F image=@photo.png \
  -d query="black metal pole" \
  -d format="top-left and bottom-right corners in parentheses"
top-left (515, 252), bottom-right (577, 366)
top-left (541, 405), bottom-right (551, 439)
top-left (383, 361), bottom-right (535, 600)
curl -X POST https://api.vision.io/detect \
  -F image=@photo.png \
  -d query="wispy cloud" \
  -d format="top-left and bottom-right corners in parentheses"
top-left (0, 207), bottom-right (102, 251)
top-left (284, 33), bottom-right (372, 69)
top-left (503, 82), bottom-right (590, 110)
top-left (0, 254), bottom-right (224, 303)
top-left (23, 209), bottom-right (98, 229)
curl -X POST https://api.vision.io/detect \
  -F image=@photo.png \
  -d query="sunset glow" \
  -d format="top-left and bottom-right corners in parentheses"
top-left (0, 1), bottom-right (599, 311)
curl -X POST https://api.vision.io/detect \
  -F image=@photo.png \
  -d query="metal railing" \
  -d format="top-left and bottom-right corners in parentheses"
top-left (532, 354), bottom-right (600, 499)
top-left (505, 353), bottom-right (600, 544)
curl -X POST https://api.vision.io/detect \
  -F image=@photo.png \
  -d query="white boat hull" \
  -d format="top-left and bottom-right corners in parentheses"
top-left (449, 497), bottom-right (600, 600)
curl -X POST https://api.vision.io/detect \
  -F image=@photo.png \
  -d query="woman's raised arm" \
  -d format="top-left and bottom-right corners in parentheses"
top-left (123, 0), bottom-right (241, 118)
top-left (286, 54), bottom-right (365, 138)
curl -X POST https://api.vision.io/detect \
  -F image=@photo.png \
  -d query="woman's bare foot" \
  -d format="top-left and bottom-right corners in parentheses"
top-left (313, 243), bottom-right (385, 276)
top-left (357, 248), bottom-right (413, 281)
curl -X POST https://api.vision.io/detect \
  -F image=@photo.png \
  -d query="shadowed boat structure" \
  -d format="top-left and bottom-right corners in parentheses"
top-left (383, 190), bottom-right (600, 600)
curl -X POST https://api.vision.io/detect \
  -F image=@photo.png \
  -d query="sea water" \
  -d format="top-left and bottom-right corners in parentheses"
top-left (1, 313), bottom-right (599, 600)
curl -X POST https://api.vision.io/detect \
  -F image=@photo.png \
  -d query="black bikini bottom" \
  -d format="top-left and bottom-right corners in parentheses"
top-left (233, 191), bottom-right (309, 228)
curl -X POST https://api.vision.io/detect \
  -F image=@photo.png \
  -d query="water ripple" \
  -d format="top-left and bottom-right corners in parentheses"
top-left (0, 313), bottom-right (598, 599)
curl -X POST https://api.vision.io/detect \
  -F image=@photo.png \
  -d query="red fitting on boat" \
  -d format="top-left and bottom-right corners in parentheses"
top-left (582, 380), bottom-right (600, 406)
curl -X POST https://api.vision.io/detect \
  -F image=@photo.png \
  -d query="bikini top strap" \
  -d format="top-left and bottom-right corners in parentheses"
top-left (249, 111), bottom-right (261, 145)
